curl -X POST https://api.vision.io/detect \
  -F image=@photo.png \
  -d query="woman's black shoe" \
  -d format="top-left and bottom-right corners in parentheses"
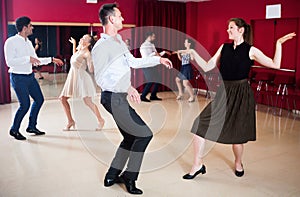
top-left (183, 165), bottom-right (206, 179)
top-left (235, 163), bottom-right (244, 177)
top-left (235, 169), bottom-right (244, 177)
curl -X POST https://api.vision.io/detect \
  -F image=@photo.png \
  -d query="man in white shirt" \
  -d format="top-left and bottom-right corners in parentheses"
top-left (139, 32), bottom-right (171, 102)
top-left (92, 4), bottom-right (172, 195)
top-left (4, 16), bottom-right (63, 140)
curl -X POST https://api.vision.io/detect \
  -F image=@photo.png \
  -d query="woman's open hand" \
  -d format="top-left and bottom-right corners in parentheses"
top-left (277, 32), bottom-right (296, 44)
top-left (69, 37), bottom-right (76, 45)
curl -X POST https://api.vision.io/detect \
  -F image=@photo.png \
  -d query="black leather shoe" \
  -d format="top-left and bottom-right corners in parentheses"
top-left (183, 165), bottom-right (206, 180)
top-left (141, 96), bottom-right (151, 102)
top-left (235, 169), bottom-right (244, 177)
top-left (235, 164), bottom-right (244, 177)
top-left (26, 128), bottom-right (45, 135)
top-left (104, 176), bottom-right (121, 187)
top-left (120, 175), bottom-right (143, 195)
top-left (150, 96), bottom-right (162, 101)
top-left (10, 130), bottom-right (26, 140)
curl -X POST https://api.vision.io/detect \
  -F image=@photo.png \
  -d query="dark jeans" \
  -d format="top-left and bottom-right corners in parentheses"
top-left (101, 91), bottom-right (153, 180)
top-left (141, 66), bottom-right (161, 98)
top-left (10, 73), bottom-right (44, 131)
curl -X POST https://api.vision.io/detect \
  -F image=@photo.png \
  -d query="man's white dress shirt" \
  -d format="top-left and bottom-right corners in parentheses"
top-left (92, 33), bottom-right (160, 93)
top-left (4, 34), bottom-right (52, 74)
top-left (140, 40), bottom-right (165, 58)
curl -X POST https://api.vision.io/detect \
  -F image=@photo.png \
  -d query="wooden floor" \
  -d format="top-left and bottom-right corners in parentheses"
top-left (1, 73), bottom-right (300, 197)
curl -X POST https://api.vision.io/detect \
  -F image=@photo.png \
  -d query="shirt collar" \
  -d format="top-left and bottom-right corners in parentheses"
top-left (16, 34), bottom-right (28, 42)
top-left (100, 33), bottom-right (122, 41)
top-left (145, 40), bottom-right (152, 44)
top-left (100, 33), bottom-right (110, 39)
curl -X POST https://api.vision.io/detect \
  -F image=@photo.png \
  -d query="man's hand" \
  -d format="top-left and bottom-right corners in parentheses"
top-left (53, 58), bottom-right (64, 66)
top-left (160, 58), bottom-right (173, 69)
top-left (30, 56), bottom-right (41, 67)
top-left (127, 86), bottom-right (141, 104)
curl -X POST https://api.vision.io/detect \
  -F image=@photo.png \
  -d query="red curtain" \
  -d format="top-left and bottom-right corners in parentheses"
top-left (132, 0), bottom-right (186, 92)
top-left (0, 0), bottom-right (11, 104)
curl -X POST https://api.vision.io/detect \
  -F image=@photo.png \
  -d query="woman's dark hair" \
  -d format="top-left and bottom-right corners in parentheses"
top-left (15, 16), bottom-right (31, 32)
top-left (87, 34), bottom-right (96, 51)
top-left (99, 3), bottom-right (118, 25)
top-left (35, 37), bottom-right (42, 43)
top-left (229, 18), bottom-right (253, 45)
top-left (186, 38), bottom-right (195, 49)
top-left (35, 38), bottom-right (43, 51)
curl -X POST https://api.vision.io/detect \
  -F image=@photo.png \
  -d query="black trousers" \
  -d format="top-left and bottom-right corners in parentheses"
top-left (141, 66), bottom-right (161, 98)
top-left (101, 91), bottom-right (153, 180)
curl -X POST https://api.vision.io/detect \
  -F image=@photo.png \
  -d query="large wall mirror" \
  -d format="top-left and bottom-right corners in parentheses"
top-left (8, 22), bottom-right (135, 101)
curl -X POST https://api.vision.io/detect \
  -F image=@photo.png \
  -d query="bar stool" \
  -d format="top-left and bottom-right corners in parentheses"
top-left (193, 68), bottom-right (210, 98)
top-left (253, 71), bottom-right (276, 110)
top-left (248, 68), bottom-right (257, 86)
top-left (194, 69), bottom-right (220, 99)
top-left (291, 87), bottom-right (300, 115)
top-left (272, 73), bottom-right (295, 116)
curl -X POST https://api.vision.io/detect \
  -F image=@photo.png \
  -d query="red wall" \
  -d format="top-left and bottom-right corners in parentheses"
top-left (186, 0), bottom-right (300, 88)
top-left (7, 0), bottom-right (299, 61)
top-left (7, 0), bottom-right (137, 24)
top-left (187, 0), bottom-right (300, 55)
top-left (6, 0), bottom-right (300, 87)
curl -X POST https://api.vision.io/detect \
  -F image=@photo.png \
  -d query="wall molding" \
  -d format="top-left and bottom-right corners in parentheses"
top-left (8, 21), bottom-right (136, 27)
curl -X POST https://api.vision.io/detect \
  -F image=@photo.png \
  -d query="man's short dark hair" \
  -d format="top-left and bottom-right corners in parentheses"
top-left (15, 16), bottom-right (31, 32)
top-left (145, 32), bottom-right (155, 39)
top-left (99, 3), bottom-right (118, 25)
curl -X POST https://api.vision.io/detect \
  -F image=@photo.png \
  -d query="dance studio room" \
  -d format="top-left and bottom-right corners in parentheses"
top-left (1, 0), bottom-right (300, 196)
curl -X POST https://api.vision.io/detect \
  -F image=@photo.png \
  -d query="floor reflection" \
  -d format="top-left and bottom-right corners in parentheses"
top-left (3, 73), bottom-right (300, 196)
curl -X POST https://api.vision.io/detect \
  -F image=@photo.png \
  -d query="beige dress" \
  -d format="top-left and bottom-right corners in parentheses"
top-left (60, 51), bottom-right (96, 98)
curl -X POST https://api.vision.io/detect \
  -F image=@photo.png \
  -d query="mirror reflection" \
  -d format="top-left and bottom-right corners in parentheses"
top-left (8, 23), bottom-right (134, 101)
top-left (8, 24), bottom-right (98, 101)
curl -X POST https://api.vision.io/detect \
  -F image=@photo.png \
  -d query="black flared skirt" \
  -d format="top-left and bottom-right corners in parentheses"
top-left (191, 79), bottom-right (256, 144)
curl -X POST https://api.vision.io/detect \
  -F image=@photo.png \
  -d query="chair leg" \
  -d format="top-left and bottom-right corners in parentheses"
top-left (273, 84), bottom-right (281, 115)
top-left (292, 98), bottom-right (300, 116)
top-left (283, 85), bottom-right (290, 115)
top-left (206, 89), bottom-right (211, 99)
top-left (255, 81), bottom-right (262, 110)
top-left (265, 82), bottom-right (272, 111)
top-left (277, 84), bottom-right (288, 116)
top-left (279, 95), bottom-right (284, 116)
top-left (194, 88), bottom-right (198, 96)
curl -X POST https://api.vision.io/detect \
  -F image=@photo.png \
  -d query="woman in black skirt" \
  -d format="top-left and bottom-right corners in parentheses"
top-left (182, 18), bottom-right (296, 179)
